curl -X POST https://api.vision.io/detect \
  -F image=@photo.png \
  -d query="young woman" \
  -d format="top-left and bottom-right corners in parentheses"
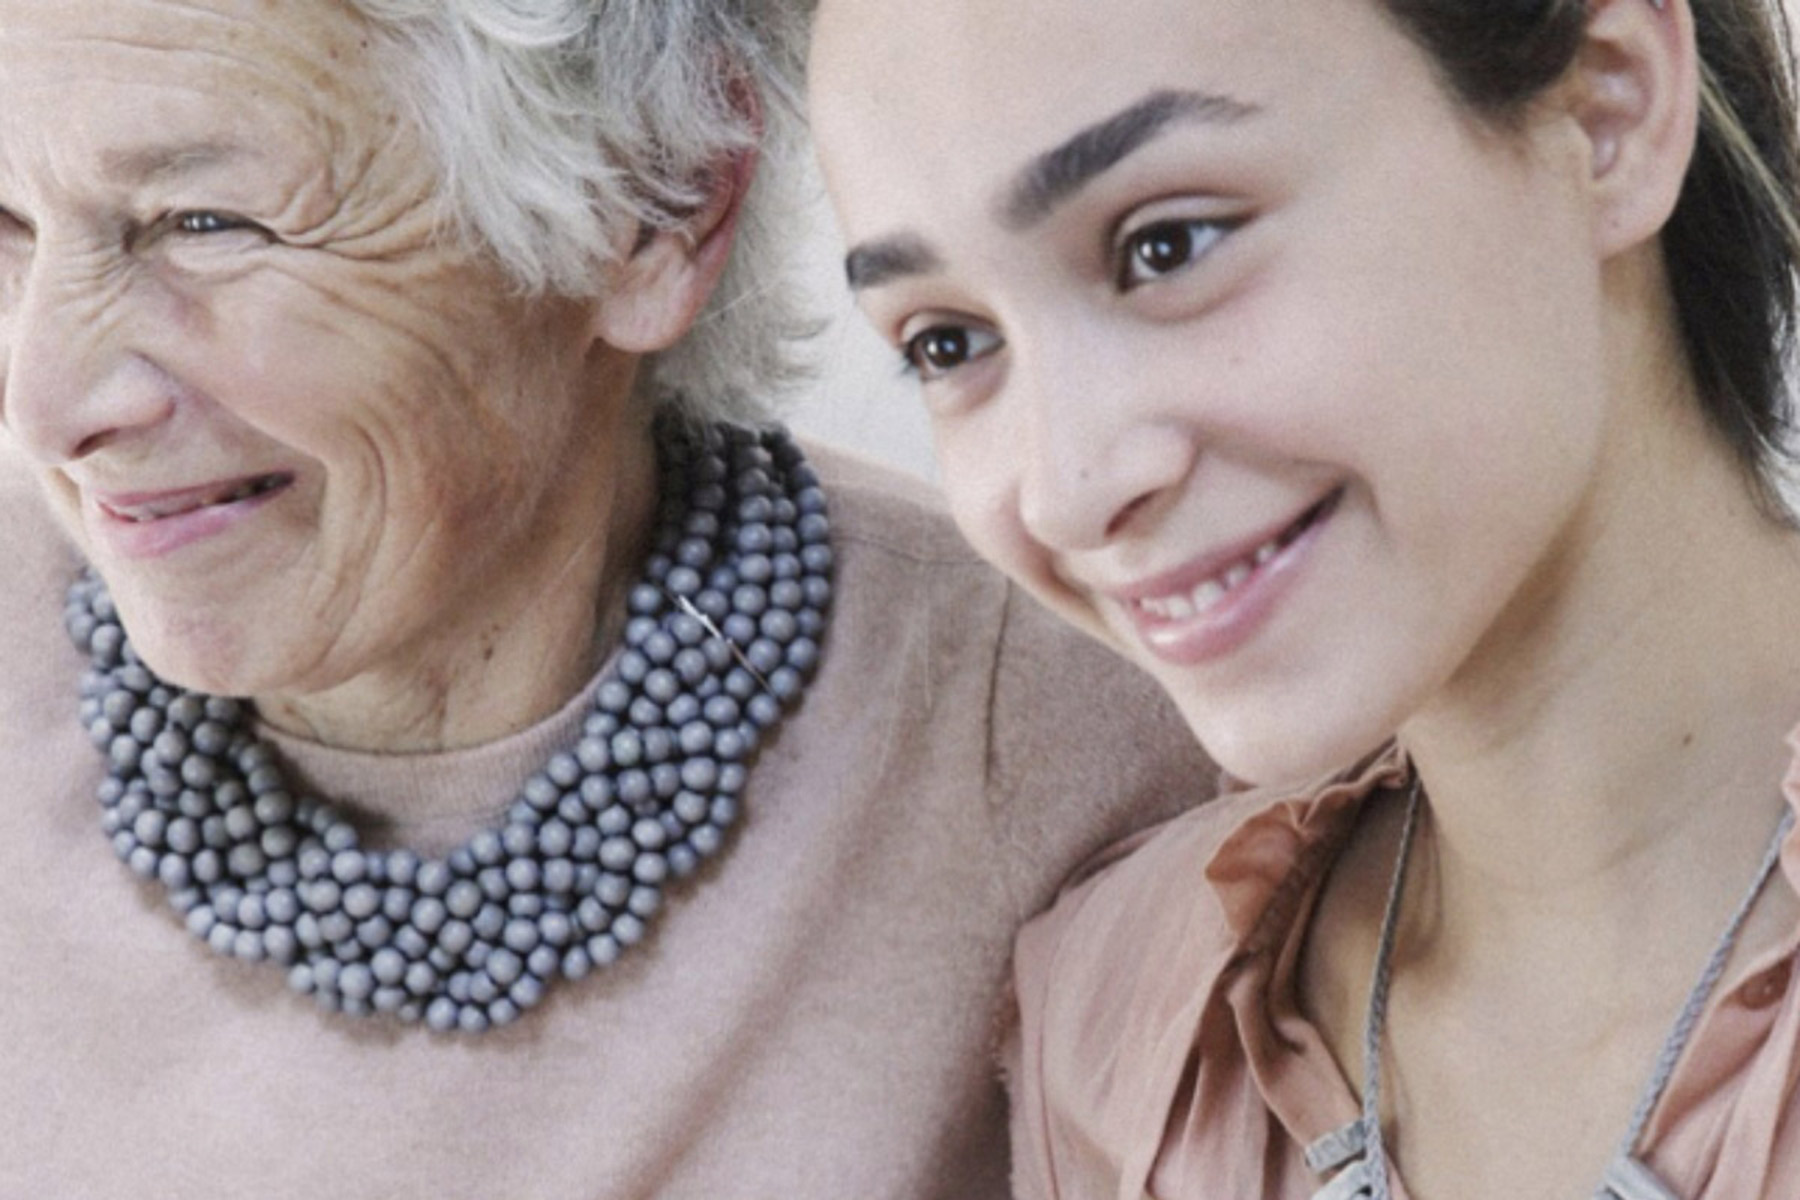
top-left (809, 0), bottom-right (1800, 1196)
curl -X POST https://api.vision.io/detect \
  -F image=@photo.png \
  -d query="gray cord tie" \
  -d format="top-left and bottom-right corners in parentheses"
top-left (1308, 779), bottom-right (1793, 1200)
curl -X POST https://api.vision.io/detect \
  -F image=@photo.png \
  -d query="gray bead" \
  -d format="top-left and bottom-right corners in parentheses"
top-left (253, 790), bottom-right (296, 825)
top-left (237, 894), bottom-right (268, 930)
top-left (542, 859), bottom-right (576, 894)
top-left (259, 826), bottom-right (298, 860)
top-left (338, 963), bottom-right (376, 1001)
top-left (128, 846), bottom-right (159, 878)
top-left (371, 948), bottom-right (407, 987)
top-left (266, 888), bottom-right (301, 925)
top-left (691, 825), bottom-right (724, 858)
top-left (357, 917), bottom-right (394, 951)
top-left (445, 881), bottom-right (482, 919)
top-left (415, 860), bottom-right (452, 897)
top-left (561, 947), bottom-right (593, 981)
top-left (425, 997), bottom-right (459, 1032)
top-left (207, 923), bottom-right (237, 956)
top-left (747, 693), bottom-right (782, 728)
top-left (470, 830), bottom-right (504, 867)
top-left (673, 789), bottom-right (709, 824)
top-left (342, 883), bottom-right (380, 921)
top-left (406, 961), bottom-right (439, 997)
top-left (127, 706), bottom-right (162, 742)
top-left (502, 919), bottom-right (540, 954)
top-left (227, 844), bottom-right (268, 879)
top-left (265, 927), bottom-right (299, 964)
top-left (617, 770), bottom-right (652, 807)
top-left (472, 904), bottom-right (506, 941)
top-left (159, 854), bottom-right (194, 890)
top-left (304, 879), bottom-right (343, 913)
top-left (439, 919), bottom-right (474, 956)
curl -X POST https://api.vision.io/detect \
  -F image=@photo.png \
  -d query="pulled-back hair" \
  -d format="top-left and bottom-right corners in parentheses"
top-left (343, 0), bottom-right (816, 426)
top-left (1379, 0), bottom-right (1800, 506)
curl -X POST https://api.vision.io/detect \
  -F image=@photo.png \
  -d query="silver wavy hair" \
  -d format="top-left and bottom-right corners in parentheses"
top-left (343, 0), bottom-right (818, 425)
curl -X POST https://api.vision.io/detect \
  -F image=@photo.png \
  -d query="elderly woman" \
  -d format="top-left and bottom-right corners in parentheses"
top-left (0, 2), bottom-right (1209, 1196)
top-left (811, 0), bottom-right (1800, 1196)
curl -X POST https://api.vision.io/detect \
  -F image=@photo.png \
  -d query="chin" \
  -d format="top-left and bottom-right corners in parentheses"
top-left (1173, 689), bottom-right (1398, 790)
top-left (106, 584), bottom-right (277, 701)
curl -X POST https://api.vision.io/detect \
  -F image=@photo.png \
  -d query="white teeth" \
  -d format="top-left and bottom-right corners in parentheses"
top-left (1138, 536), bottom-right (1283, 621)
top-left (110, 475), bottom-right (283, 523)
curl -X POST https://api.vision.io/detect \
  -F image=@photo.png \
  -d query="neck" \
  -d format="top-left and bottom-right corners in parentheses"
top-left (258, 413), bottom-right (661, 755)
top-left (1397, 402), bottom-right (1800, 964)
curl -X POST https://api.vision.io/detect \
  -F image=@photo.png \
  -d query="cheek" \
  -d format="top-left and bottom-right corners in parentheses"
top-left (209, 269), bottom-right (539, 497)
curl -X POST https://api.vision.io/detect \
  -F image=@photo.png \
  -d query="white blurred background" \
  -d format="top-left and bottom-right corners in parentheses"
top-left (781, 162), bottom-right (939, 481)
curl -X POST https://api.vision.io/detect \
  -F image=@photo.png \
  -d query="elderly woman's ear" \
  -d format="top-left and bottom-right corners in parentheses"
top-left (591, 148), bottom-right (757, 355)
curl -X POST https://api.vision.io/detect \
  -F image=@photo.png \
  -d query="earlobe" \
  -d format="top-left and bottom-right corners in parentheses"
top-left (1568, 0), bottom-right (1698, 256)
top-left (591, 146), bottom-right (758, 354)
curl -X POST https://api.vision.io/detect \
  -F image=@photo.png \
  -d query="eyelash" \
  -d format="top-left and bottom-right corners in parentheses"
top-left (897, 324), bottom-right (1002, 383)
top-left (1113, 216), bottom-right (1233, 291)
top-left (891, 214), bottom-right (1239, 384)
top-left (172, 211), bottom-right (264, 236)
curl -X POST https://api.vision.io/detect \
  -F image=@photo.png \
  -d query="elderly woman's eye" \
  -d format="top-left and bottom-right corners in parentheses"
top-left (1117, 218), bottom-right (1231, 290)
top-left (172, 211), bottom-right (263, 237)
top-left (900, 324), bottom-right (1002, 381)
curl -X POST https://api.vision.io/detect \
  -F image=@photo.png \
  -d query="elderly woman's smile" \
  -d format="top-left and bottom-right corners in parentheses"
top-left (0, 0), bottom-right (1212, 1188)
top-left (0, 0), bottom-right (653, 750)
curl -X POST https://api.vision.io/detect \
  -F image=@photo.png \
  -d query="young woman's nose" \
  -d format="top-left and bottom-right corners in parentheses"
top-left (1, 244), bottom-right (171, 465)
top-left (1012, 327), bottom-right (1197, 553)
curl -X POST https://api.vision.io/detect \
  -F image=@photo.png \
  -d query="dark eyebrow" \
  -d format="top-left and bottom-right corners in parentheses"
top-left (844, 233), bottom-right (943, 292)
top-left (1000, 88), bottom-right (1259, 230)
top-left (840, 88), bottom-right (1257, 295)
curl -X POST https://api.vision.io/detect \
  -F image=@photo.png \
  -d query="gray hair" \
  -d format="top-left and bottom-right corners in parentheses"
top-left (343, 0), bottom-right (818, 425)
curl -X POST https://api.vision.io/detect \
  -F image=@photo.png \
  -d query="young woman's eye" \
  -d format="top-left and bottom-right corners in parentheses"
top-left (900, 324), bottom-right (1002, 381)
top-left (1116, 218), bottom-right (1230, 290)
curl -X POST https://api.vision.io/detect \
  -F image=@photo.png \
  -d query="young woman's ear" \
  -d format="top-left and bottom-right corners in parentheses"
top-left (1563, 0), bottom-right (1699, 257)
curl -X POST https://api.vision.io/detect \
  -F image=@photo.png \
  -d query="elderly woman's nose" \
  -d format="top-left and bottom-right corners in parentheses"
top-left (1013, 336), bottom-right (1196, 553)
top-left (1, 253), bottom-right (161, 464)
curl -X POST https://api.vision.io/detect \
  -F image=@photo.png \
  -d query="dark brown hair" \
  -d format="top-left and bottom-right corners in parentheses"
top-left (1381, 0), bottom-right (1800, 503)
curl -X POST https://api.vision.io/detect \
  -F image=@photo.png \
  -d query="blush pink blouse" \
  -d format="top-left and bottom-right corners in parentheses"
top-left (1007, 746), bottom-right (1800, 1199)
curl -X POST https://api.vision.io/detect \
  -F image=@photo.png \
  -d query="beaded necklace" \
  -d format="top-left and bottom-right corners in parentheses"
top-left (65, 420), bottom-right (832, 1034)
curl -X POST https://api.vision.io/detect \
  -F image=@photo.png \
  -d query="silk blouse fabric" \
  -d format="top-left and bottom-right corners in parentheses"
top-left (1007, 747), bottom-right (1800, 1199)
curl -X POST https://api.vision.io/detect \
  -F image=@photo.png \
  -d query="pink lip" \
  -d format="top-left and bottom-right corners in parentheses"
top-left (1105, 488), bottom-right (1341, 667)
top-left (87, 473), bottom-right (294, 560)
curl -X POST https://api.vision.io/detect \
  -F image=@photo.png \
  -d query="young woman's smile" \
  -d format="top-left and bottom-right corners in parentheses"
top-left (813, 0), bottom-right (1616, 783)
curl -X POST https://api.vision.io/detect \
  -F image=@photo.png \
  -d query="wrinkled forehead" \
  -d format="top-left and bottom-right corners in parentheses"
top-left (0, 0), bottom-right (391, 147)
